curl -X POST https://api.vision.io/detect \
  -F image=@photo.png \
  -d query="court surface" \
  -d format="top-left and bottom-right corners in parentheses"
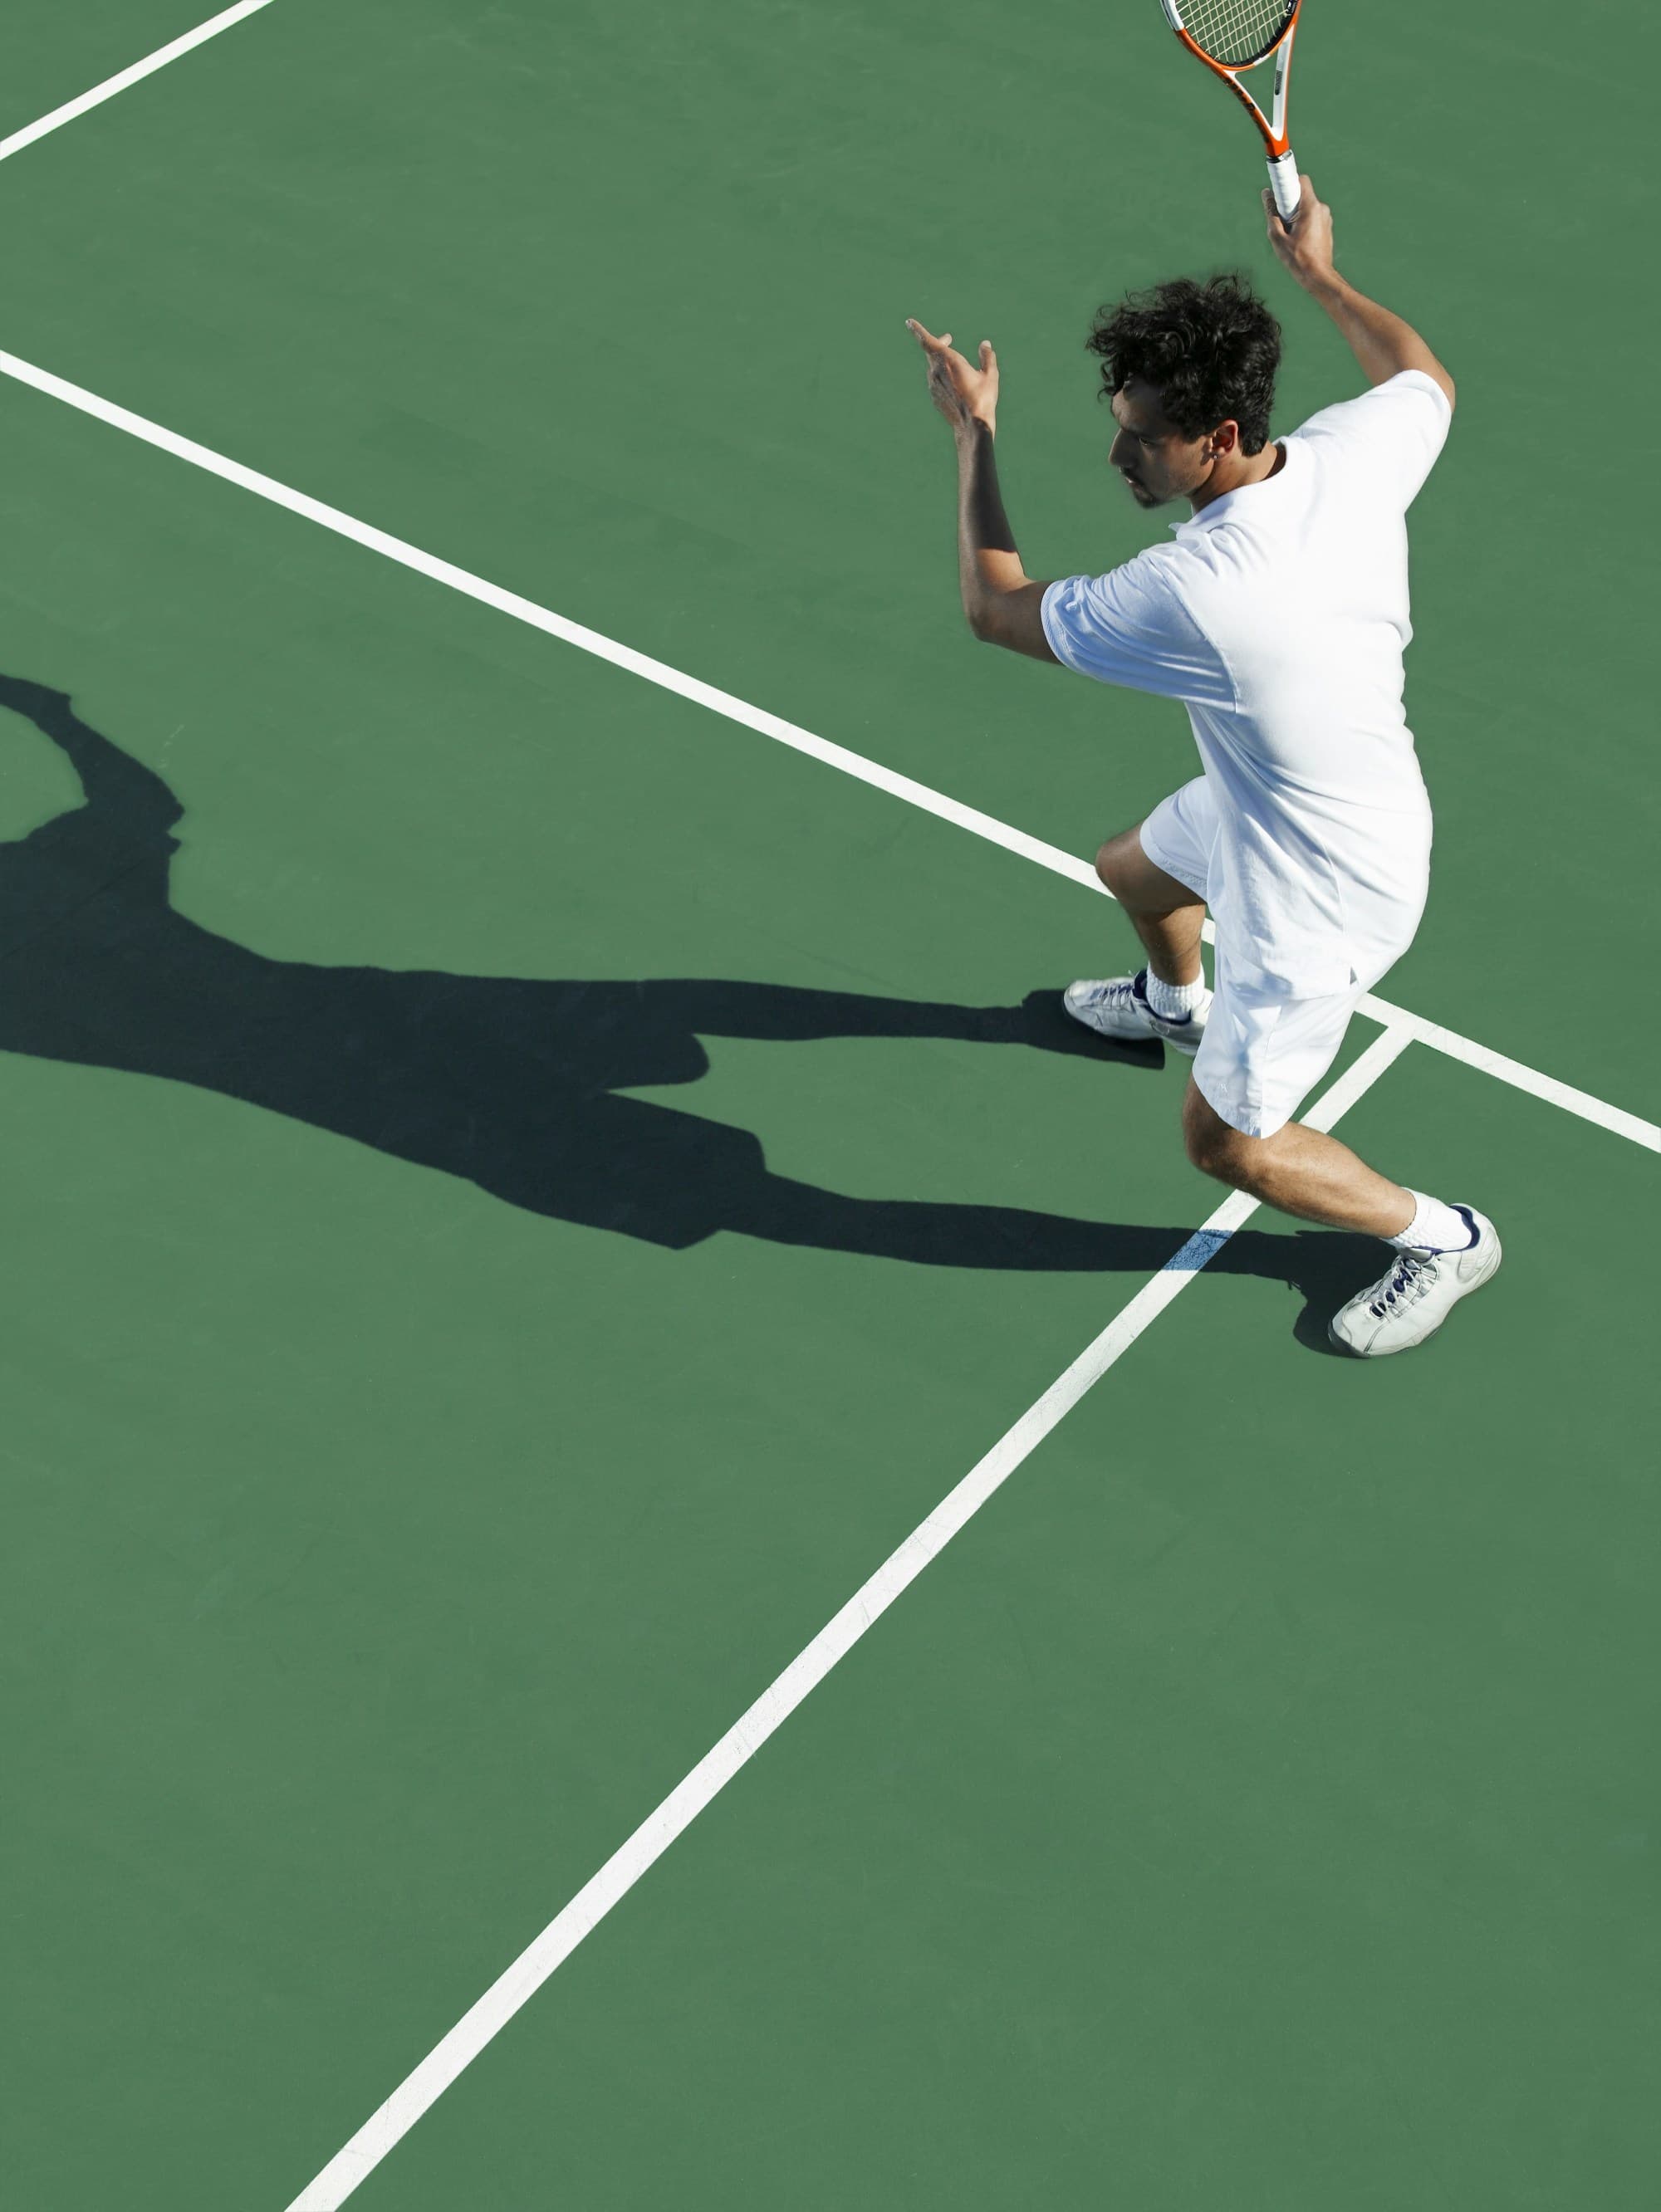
top-left (1, 5), bottom-right (1656, 2207)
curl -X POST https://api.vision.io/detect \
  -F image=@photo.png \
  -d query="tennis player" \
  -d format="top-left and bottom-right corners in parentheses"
top-left (908, 178), bottom-right (1499, 1355)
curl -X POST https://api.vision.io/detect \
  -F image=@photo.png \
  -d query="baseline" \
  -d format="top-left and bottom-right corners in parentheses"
top-left (282, 1022), bottom-right (1414, 2210)
top-left (0, 345), bottom-right (1652, 1157)
top-left (0, 1), bottom-right (276, 165)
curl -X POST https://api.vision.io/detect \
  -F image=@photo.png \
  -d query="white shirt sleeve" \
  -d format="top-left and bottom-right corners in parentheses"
top-left (1293, 368), bottom-right (1453, 511)
top-left (1041, 546), bottom-right (1233, 704)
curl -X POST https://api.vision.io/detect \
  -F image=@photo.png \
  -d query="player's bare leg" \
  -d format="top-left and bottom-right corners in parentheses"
top-left (1182, 1079), bottom-right (1413, 1235)
top-left (1094, 826), bottom-right (1204, 986)
top-left (1065, 825), bottom-right (1213, 1055)
top-left (1182, 1079), bottom-right (1502, 1354)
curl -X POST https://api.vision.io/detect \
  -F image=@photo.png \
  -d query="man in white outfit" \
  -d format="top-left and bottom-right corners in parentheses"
top-left (907, 178), bottom-right (1500, 1355)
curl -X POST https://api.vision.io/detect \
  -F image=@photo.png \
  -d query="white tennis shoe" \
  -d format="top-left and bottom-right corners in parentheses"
top-left (1330, 1208), bottom-right (1502, 1357)
top-left (1063, 969), bottom-right (1208, 1058)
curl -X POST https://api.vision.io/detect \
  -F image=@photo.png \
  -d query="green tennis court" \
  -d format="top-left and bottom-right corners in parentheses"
top-left (2, 3), bottom-right (1655, 2206)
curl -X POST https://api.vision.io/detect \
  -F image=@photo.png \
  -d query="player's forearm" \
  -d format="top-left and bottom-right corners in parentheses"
top-left (955, 421), bottom-right (1030, 635)
top-left (1306, 273), bottom-right (1455, 406)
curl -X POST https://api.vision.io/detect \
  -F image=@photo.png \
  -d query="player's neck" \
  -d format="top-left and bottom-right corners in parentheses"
top-left (1188, 439), bottom-right (1286, 516)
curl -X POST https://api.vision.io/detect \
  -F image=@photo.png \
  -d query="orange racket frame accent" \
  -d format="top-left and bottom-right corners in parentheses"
top-left (1161, 1), bottom-right (1303, 223)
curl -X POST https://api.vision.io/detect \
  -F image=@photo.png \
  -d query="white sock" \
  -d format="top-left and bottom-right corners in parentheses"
top-left (1388, 1191), bottom-right (1476, 1253)
top-left (1144, 969), bottom-right (1209, 1019)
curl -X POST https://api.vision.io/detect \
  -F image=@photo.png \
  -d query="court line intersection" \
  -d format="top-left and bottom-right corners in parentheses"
top-left (0, 330), bottom-right (1653, 2212)
top-left (282, 1025), bottom-right (1414, 2210)
top-left (0, 335), bottom-right (1651, 2208)
top-left (0, 23), bottom-right (1653, 2208)
top-left (0, 344), bottom-right (1653, 1159)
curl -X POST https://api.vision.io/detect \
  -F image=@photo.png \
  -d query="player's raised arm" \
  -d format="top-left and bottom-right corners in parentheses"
top-left (905, 321), bottom-right (1057, 663)
top-left (1264, 178), bottom-right (1456, 409)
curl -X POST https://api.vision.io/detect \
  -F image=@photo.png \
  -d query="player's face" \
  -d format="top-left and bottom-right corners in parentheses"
top-left (1109, 380), bottom-right (1216, 508)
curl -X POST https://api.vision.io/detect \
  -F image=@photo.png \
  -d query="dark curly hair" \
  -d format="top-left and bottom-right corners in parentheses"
top-left (1086, 273), bottom-right (1281, 453)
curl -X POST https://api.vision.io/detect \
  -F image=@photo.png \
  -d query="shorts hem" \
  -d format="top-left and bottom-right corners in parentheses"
top-left (1139, 815), bottom-right (1208, 903)
top-left (1191, 1064), bottom-right (1290, 1141)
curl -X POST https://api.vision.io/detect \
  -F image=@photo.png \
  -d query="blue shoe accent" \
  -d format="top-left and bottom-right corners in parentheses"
top-left (1134, 968), bottom-right (1196, 1031)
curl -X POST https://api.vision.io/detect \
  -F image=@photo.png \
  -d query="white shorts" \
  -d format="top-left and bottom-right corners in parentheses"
top-left (1140, 777), bottom-right (1365, 1140)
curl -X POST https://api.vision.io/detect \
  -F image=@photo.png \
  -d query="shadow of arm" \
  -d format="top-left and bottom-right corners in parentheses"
top-left (0, 676), bottom-right (184, 839)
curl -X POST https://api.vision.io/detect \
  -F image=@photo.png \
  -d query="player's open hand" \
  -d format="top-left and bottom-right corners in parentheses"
top-left (1263, 175), bottom-right (1335, 291)
top-left (907, 321), bottom-right (998, 436)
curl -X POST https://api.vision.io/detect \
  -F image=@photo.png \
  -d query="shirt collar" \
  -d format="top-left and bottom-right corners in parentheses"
top-left (1170, 438), bottom-right (1293, 536)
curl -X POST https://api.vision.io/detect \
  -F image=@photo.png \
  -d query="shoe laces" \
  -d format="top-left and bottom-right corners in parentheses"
top-left (1080, 976), bottom-right (1141, 1011)
top-left (1369, 1248), bottom-right (1438, 1320)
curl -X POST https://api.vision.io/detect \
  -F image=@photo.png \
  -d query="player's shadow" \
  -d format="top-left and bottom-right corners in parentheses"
top-left (0, 675), bottom-right (1371, 1330)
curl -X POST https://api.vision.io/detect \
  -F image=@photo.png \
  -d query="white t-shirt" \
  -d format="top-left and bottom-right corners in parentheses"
top-left (1041, 369), bottom-right (1453, 997)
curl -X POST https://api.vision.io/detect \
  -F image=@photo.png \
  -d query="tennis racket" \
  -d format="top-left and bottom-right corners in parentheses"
top-left (1159, 0), bottom-right (1303, 224)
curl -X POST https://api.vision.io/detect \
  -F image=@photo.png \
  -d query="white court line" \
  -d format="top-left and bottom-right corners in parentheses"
top-left (0, 39), bottom-right (1640, 2200)
top-left (281, 1022), bottom-right (1414, 2210)
top-left (0, 345), bottom-right (1654, 1156)
top-left (0, 1), bottom-right (276, 166)
top-left (0, 35), bottom-right (1641, 2212)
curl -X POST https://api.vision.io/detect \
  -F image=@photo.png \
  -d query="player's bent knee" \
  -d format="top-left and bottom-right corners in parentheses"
top-left (1100, 827), bottom-right (1203, 919)
top-left (1183, 1086), bottom-right (1257, 1186)
top-left (1185, 1123), bottom-right (1238, 1182)
top-left (1094, 834), bottom-right (1132, 896)
top-left (1182, 1108), bottom-right (1225, 1177)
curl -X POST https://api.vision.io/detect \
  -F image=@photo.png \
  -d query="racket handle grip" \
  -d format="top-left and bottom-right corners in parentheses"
top-left (1267, 149), bottom-right (1301, 223)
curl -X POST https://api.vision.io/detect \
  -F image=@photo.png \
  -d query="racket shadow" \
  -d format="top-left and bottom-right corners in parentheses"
top-left (0, 674), bottom-right (1374, 1335)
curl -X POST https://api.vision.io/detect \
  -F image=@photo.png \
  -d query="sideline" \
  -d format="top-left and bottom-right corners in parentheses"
top-left (0, 344), bottom-right (1654, 1157)
top-left (2, 22), bottom-right (1650, 2208)
top-left (282, 1026), bottom-right (1414, 2208)
top-left (0, 2), bottom-right (276, 165)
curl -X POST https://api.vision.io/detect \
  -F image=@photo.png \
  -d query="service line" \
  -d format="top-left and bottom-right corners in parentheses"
top-left (0, 1), bottom-right (276, 166)
top-left (0, 345), bottom-right (1654, 1156)
top-left (0, 26), bottom-right (1649, 2212)
top-left (282, 1020), bottom-right (1415, 2208)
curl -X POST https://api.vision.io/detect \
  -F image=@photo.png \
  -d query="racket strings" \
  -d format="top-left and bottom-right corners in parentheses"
top-left (1178, 0), bottom-right (1296, 67)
